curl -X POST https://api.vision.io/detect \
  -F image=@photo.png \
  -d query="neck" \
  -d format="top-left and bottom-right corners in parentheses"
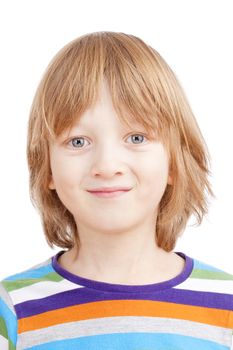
top-left (59, 224), bottom-right (185, 285)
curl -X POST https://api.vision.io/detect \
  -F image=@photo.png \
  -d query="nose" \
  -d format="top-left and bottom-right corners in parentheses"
top-left (90, 144), bottom-right (126, 178)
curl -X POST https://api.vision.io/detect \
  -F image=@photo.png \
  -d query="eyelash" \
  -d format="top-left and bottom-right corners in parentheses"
top-left (66, 133), bottom-right (149, 149)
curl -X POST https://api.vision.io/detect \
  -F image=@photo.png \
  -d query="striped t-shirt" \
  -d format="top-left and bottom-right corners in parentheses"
top-left (0, 250), bottom-right (232, 349)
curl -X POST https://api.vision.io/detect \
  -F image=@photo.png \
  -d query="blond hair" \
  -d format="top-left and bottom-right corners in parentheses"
top-left (27, 31), bottom-right (214, 252)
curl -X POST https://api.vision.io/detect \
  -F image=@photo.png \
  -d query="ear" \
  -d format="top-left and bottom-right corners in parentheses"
top-left (167, 174), bottom-right (173, 185)
top-left (48, 176), bottom-right (55, 190)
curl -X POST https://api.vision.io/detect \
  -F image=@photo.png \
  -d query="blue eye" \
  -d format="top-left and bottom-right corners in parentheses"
top-left (128, 134), bottom-right (147, 144)
top-left (68, 134), bottom-right (147, 149)
top-left (70, 137), bottom-right (87, 148)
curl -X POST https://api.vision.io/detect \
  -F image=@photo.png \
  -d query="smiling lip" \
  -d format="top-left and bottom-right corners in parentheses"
top-left (87, 187), bottom-right (131, 198)
top-left (87, 187), bottom-right (132, 193)
top-left (87, 190), bottom-right (130, 198)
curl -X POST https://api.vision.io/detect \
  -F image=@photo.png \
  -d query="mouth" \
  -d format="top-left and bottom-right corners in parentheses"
top-left (87, 186), bottom-right (132, 192)
top-left (87, 189), bottom-right (131, 198)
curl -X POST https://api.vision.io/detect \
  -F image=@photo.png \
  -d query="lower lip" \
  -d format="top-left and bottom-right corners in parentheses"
top-left (88, 190), bottom-right (130, 198)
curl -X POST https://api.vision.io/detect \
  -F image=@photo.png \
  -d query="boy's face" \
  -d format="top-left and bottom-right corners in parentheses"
top-left (48, 79), bottom-right (172, 237)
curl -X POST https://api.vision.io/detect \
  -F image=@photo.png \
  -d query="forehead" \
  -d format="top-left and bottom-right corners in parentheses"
top-left (68, 100), bottom-right (146, 132)
top-left (71, 113), bottom-right (146, 130)
top-left (73, 86), bottom-right (142, 127)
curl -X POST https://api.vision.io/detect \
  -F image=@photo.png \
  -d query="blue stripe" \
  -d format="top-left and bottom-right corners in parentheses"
top-left (193, 260), bottom-right (224, 272)
top-left (0, 298), bottom-right (17, 346)
top-left (26, 332), bottom-right (229, 350)
top-left (3, 263), bottom-right (53, 281)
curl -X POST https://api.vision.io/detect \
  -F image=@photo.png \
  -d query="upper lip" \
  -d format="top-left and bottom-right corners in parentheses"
top-left (87, 186), bottom-right (132, 192)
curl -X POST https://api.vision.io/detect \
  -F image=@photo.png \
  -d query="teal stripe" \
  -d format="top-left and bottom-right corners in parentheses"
top-left (0, 298), bottom-right (17, 347)
top-left (26, 332), bottom-right (230, 350)
top-left (2, 263), bottom-right (53, 281)
top-left (193, 260), bottom-right (227, 273)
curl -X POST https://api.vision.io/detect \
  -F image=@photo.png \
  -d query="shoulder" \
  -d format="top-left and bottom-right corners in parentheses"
top-left (179, 254), bottom-right (233, 298)
top-left (0, 255), bottom-right (54, 298)
top-left (190, 257), bottom-right (233, 290)
top-left (0, 255), bottom-right (54, 348)
top-left (0, 255), bottom-right (54, 311)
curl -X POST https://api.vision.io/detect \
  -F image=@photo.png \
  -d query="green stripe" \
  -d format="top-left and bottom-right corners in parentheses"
top-left (0, 317), bottom-right (16, 350)
top-left (0, 316), bottom-right (7, 338)
top-left (190, 269), bottom-right (233, 280)
top-left (2, 272), bottom-right (63, 292)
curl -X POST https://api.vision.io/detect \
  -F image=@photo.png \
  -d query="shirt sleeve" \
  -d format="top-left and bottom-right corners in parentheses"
top-left (0, 281), bottom-right (18, 350)
top-left (230, 310), bottom-right (233, 350)
top-left (231, 323), bottom-right (233, 350)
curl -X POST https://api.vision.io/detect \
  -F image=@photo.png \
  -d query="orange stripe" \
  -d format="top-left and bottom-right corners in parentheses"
top-left (18, 299), bottom-right (231, 333)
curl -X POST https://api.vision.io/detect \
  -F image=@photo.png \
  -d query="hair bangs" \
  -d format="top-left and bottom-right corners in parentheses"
top-left (39, 32), bottom-right (170, 147)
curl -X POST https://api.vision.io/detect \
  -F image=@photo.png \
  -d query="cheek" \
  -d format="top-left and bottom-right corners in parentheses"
top-left (141, 158), bottom-right (169, 195)
top-left (142, 153), bottom-right (169, 179)
top-left (51, 164), bottom-right (80, 214)
top-left (51, 157), bottom-right (79, 192)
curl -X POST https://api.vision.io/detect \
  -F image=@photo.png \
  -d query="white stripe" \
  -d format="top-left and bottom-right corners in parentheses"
top-left (17, 316), bottom-right (232, 349)
top-left (0, 283), bottom-right (16, 315)
top-left (175, 277), bottom-right (233, 294)
top-left (0, 334), bottom-right (9, 349)
top-left (9, 278), bottom-right (84, 304)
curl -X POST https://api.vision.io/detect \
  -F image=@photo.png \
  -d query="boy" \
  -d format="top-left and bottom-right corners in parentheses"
top-left (0, 31), bottom-right (232, 349)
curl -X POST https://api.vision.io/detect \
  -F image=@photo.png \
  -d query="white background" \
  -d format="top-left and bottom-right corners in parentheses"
top-left (0, 0), bottom-right (232, 279)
